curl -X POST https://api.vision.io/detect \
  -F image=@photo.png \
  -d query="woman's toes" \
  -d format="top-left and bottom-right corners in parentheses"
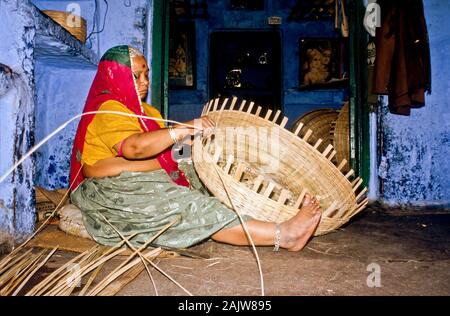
top-left (302, 193), bottom-right (312, 206)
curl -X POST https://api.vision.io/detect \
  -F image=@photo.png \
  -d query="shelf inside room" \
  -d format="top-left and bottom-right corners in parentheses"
top-left (32, 4), bottom-right (98, 67)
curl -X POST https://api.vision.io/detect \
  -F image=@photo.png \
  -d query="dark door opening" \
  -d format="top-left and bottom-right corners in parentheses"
top-left (209, 30), bottom-right (282, 113)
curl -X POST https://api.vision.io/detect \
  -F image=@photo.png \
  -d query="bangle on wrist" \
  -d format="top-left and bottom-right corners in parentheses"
top-left (168, 126), bottom-right (178, 144)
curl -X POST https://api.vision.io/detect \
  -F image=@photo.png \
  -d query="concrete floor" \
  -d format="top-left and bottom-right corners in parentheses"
top-left (3, 204), bottom-right (450, 296)
top-left (115, 205), bottom-right (450, 296)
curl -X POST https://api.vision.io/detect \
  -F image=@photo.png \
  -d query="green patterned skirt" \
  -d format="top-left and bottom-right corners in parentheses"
top-left (70, 162), bottom-right (249, 249)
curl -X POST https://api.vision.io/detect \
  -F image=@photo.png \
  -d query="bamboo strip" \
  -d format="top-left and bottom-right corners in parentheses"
top-left (233, 163), bottom-right (246, 182)
top-left (344, 169), bottom-right (355, 179)
top-left (280, 117), bottom-right (288, 129)
top-left (322, 144), bottom-right (333, 157)
top-left (11, 247), bottom-right (58, 296)
top-left (220, 98), bottom-right (229, 111)
top-left (355, 188), bottom-right (368, 202)
top-left (277, 190), bottom-right (290, 205)
top-left (45, 247), bottom-right (126, 296)
top-left (0, 248), bottom-right (33, 276)
top-left (347, 198), bottom-right (369, 218)
top-left (1, 250), bottom-right (46, 296)
top-left (352, 178), bottom-right (364, 192)
top-left (97, 261), bottom-right (145, 296)
top-left (223, 155), bottom-right (234, 174)
top-left (322, 201), bottom-right (339, 218)
top-left (92, 251), bottom-right (158, 296)
top-left (87, 218), bottom-right (180, 296)
top-left (264, 109), bottom-right (273, 120)
top-left (27, 245), bottom-right (99, 296)
top-left (229, 97), bottom-right (238, 111)
top-left (98, 215), bottom-right (158, 296)
top-left (313, 139), bottom-right (323, 149)
top-left (78, 261), bottom-right (104, 296)
top-left (255, 106), bottom-right (262, 117)
top-left (337, 159), bottom-right (347, 171)
top-left (204, 99), bottom-right (214, 115)
top-left (351, 177), bottom-right (361, 186)
top-left (252, 175), bottom-right (264, 193)
top-left (246, 102), bottom-right (254, 114)
top-left (294, 188), bottom-right (308, 209)
top-left (272, 110), bottom-right (281, 123)
top-left (327, 150), bottom-right (337, 161)
top-left (0, 251), bottom-right (38, 289)
top-left (238, 100), bottom-right (246, 112)
top-left (303, 129), bottom-right (313, 142)
top-left (294, 122), bottom-right (304, 136)
top-left (212, 98), bottom-right (220, 111)
top-left (263, 182), bottom-right (276, 198)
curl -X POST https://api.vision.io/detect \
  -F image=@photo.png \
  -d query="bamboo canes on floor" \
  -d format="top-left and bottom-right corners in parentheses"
top-left (98, 214), bottom-right (158, 296)
top-left (11, 247), bottom-right (58, 296)
top-left (87, 217), bottom-right (193, 296)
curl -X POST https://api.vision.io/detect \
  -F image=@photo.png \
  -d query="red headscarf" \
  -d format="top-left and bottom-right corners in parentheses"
top-left (70, 45), bottom-right (189, 190)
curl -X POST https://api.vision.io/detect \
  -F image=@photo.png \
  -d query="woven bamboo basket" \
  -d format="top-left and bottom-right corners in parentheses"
top-left (290, 109), bottom-right (338, 153)
top-left (331, 102), bottom-right (350, 173)
top-left (43, 10), bottom-right (87, 43)
top-left (192, 98), bottom-right (368, 236)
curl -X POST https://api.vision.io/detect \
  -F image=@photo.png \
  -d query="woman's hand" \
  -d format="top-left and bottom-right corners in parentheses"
top-left (173, 116), bottom-right (215, 142)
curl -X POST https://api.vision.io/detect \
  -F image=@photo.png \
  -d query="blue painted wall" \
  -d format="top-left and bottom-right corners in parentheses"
top-left (31, 0), bottom-right (150, 189)
top-left (379, 0), bottom-right (450, 207)
top-left (34, 60), bottom-right (96, 189)
top-left (168, 0), bottom-right (347, 128)
top-left (0, 0), bottom-right (37, 241)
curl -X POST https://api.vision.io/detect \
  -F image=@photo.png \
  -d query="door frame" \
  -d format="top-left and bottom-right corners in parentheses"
top-left (348, 0), bottom-right (370, 186)
top-left (151, 0), bottom-right (170, 118)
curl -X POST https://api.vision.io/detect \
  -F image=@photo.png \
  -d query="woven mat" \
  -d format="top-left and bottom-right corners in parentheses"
top-left (27, 223), bottom-right (104, 254)
top-left (27, 223), bottom-right (206, 259)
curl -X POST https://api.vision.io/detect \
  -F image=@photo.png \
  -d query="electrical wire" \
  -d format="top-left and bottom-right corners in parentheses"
top-left (0, 111), bottom-right (199, 184)
top-left (86, 0), bottom-right (109, 49)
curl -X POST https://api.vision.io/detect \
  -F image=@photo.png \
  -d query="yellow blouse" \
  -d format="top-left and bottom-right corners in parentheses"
top-left (81, 100), bottom-right (165, 166)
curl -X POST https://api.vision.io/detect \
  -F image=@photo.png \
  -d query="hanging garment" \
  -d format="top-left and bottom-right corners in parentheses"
top-left (372, 0), bottom-right (431, 116)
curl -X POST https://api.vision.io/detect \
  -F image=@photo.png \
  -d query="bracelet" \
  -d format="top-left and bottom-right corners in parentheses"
top-left (168, 126), bottom-right (178, 144)
top-left (273, 223), bottom-right (281, 252)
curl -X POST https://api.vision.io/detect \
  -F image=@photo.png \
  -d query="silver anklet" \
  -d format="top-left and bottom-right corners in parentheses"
top-left (273, 224), bottom-right (281, 252)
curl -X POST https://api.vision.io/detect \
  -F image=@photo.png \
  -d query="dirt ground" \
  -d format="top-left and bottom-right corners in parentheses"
top-left (113, 205), bottom-right (450, 296)
top-left (2, 204), bottom-right (450, 296)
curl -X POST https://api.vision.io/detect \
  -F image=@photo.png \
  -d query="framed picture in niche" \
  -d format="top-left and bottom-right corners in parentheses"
top-left (299, 38), bottom-right (346, 90)
top-left (169, 22), bottom-right (195, 88)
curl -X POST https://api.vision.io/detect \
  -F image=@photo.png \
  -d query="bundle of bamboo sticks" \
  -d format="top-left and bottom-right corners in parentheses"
top-left (0, 217), bottom-right (193, 296)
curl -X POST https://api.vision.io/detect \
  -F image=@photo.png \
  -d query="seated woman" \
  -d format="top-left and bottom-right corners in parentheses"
top-left (69, 45), bottom-right (322, 252)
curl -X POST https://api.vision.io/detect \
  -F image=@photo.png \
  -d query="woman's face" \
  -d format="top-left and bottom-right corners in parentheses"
top-left (131, 55), bottom-right (149, 100)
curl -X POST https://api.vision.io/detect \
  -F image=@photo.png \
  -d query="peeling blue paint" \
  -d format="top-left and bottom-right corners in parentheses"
top-left (0, 0), bottom-right (37, 241)
top-left (380, 0), bottom-right (450, 207)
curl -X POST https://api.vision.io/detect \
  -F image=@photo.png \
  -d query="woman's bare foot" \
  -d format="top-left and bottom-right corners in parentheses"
top-left (279, 193), bottom-right (322, 251)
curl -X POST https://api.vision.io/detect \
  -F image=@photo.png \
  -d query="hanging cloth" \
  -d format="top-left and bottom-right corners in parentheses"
top-left (372, 0), bottom-right (431, 115)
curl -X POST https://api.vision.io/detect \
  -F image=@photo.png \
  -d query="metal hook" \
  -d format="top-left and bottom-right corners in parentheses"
top-left (124, 0), bottom-right (131, 7)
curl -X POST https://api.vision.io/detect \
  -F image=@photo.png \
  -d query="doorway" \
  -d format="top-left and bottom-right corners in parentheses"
top-left (209, 30), bottom-right (282, 114)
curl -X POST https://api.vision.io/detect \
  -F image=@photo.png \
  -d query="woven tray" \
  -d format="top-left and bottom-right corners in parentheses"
top-left (192, 98), bottom-right (368, 236)
top-left (43, 10), bottom-right (87, 43)
top-left (331, 102), bottom-right (350, 173)
top-left (291, 109), bottom-right (338, 153)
